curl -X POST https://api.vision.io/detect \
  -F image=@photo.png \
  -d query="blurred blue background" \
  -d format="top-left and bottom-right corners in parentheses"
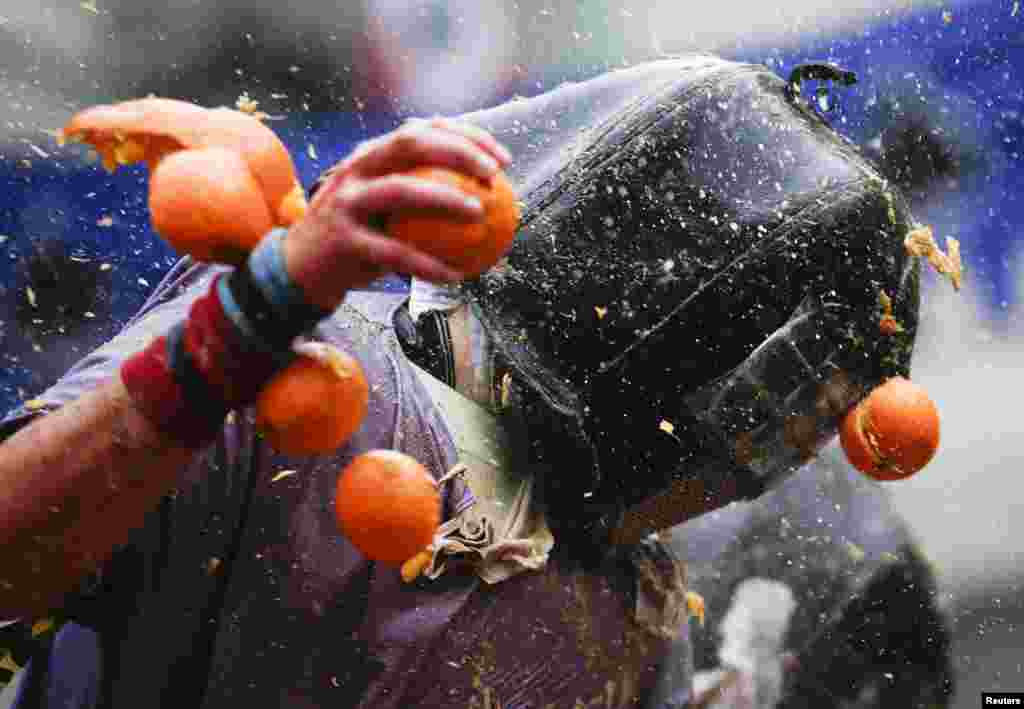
top-left (0, 0), bottom-right (1021, 705)
top-left (3, 0), bottom-right (1021, 412)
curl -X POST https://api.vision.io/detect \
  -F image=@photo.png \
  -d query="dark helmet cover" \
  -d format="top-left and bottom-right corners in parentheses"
top-left (457, 56), bottom-right (921, 553)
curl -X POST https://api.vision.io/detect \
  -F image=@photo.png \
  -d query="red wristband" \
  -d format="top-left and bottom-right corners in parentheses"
top-left (120, 274), bottom-right (289, 447)
top-left (120, 332), bottom-right (228, 448)
top-left (184, 274), bottom-right (284, 407)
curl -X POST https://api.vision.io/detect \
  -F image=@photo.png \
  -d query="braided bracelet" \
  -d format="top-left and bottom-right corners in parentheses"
top-left (222, 227), bottom-right (329, 350)
top-left (121, 228), bottom-right (331, 447)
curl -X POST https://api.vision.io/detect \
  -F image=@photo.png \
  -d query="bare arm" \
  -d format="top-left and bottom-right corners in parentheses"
top-left (0, 377), bottom-right (195, 618)
top-left (0, 118), bottom-right (510, 620)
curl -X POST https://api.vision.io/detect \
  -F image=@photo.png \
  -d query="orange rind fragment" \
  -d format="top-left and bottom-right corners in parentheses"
top-left (60, 97), bottom-right (207, 171)
top-left (400, 548), bottom-right (434, 583)
top-left (878, 315), bottom-right (903, 336)
top-left (235, 92), bottom-right (272, 121)
top-left (904, 226), bottom-right (962, 291)
top-left (877, 290), bottom-right (904, 335)
top-left (61, 97), bottom-right (308, 231)
top-left (686, 591), bottom-right (706, 626)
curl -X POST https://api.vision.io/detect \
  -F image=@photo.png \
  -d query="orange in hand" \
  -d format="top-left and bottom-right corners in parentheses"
top-left (255, 342), bottom-right (369, 456)
top-left (840, 376), bottom-right (940, 481)
top-left (61, 97), bottom-right (308, 263)
top-left (386, 167), bottom-right (519, 277)
top-left (63, 99), bottom-right (374, 454)
top-left (335, 450), bottom-right (441, 565)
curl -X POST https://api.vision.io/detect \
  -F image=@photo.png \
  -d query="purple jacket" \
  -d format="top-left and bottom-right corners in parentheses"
top-left (0, 258), bottom-right (687, 709)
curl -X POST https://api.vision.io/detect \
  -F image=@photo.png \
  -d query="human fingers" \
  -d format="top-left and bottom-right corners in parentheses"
top-left (412, 116), bottom-right (512, 167)
top-left (334, 121), bottom-right (501, 181)
top-left (321, 212), bottom-right (464, 285)
top-left (334, 174), bottom-right (485, 223)
top-left (283, 206), bottom-right (463, 310)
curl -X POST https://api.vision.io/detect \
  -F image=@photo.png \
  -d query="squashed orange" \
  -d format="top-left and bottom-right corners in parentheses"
top-left (61, 97), bottom-right (307, 262)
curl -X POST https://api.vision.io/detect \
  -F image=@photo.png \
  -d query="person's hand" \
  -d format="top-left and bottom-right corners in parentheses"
top-left (282, 117), bottom-right (512, 311)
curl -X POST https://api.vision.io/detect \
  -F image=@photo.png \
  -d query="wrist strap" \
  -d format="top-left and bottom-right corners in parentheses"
top-left (165, 321), bottom-right (230, 416)
top-left (184, 273), bottom-right (289, 406)
top-left (120, 329), bottom-right (229, 448)
top-left (121, 228), bottom-right (331, 446)
top-left (224, 227), bottom-right (330, 349)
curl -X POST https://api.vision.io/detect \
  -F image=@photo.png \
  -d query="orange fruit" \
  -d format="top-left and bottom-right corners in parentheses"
top-left (61, 97), bottom-right (207, 171)
top-left (184, 106), bottom-right (307, 226)
top-left (149, 147), bottom-right (275, 264)
top-left (386, 166), bottom-right (520, 277)
top-left (335, 450), bottom-right (441, 564)
top-left (255, 342), bottom-right (369, 456)
top-left (61, 97), bottom-right (308, 256)
top-left (840, 376), bottom-right (940, 481)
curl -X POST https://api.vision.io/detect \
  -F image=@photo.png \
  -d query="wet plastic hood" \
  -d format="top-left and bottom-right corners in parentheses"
top-left (451, 56), bottom-right (922, 550)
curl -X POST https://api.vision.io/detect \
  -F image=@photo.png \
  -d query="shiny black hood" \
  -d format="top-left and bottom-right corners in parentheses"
top-left (455, 56), bottom-right (921, 553)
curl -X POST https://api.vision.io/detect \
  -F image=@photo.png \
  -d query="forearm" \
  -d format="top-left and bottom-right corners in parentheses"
top-left (0, 230), bottom-right (338, 618)
top-left (0, 376), bottom-right (196, 618)
top-left (0, 229), bottom-right (359, 619)
top-left (0, 248), bottom-right (304, 619)
top-left (0, 118), bottom-right (510, 621)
